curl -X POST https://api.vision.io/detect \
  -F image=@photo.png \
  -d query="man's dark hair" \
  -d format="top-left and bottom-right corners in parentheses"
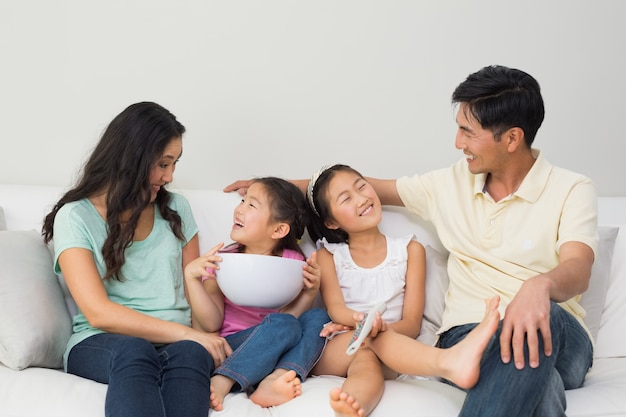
top-left (452, 65), bottom-right (545, 147)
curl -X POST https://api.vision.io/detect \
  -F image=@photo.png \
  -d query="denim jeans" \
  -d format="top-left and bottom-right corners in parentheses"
top-left (438, 302), bottom-right (593, 417)
top-left (215, 308), bottom-right (329, 392)
top-left (67, 334), bottom-right (214, 417)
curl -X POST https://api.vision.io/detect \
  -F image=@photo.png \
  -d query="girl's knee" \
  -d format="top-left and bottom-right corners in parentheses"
top-left (266, 312), bottom-right (301, 331)
top-left (300, 308), bottom-right (331, 331)
top-left (354, 347), bottom-right (381, 364)
top-left (301, 308), bottom-right (330, 323)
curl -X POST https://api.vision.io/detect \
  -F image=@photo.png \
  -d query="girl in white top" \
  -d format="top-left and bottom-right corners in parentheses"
top-left (306, 164), bottom-right (501, 417)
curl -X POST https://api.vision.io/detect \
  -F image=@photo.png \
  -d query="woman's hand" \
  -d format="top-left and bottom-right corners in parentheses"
top-left (189, 330), bottom-right (233, 367)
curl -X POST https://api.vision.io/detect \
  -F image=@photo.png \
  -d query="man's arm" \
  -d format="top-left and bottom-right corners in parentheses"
top-left (224, 177), bottom-right (404, 207)
top-left (499, 240), bottom-right (594, 369)
top-left (364, 177), bottom-right (404, 206)
top-left (223, 179), bottom-right (309, 195)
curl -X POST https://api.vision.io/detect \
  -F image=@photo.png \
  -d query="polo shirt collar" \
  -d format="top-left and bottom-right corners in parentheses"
top-left (474, 149), bottom-right (551, 203)
top-left (474, 173), bottom-right (488, 196)
top-left (514, 149), bottom-right (550, 203)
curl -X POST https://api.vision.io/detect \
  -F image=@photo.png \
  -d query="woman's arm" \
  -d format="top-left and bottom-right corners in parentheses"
top-left (59, 246), bottom-right (232, 364)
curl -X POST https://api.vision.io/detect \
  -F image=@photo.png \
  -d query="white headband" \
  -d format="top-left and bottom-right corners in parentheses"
top-left (307, 164), bottom-right (333, 217)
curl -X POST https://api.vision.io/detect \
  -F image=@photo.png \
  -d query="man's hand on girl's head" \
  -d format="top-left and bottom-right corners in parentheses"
top-left (223, 180), bottom-right (254, 196)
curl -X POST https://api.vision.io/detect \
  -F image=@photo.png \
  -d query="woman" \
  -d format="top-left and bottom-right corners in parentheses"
top-left (42, 101), bottom-right (231, 417)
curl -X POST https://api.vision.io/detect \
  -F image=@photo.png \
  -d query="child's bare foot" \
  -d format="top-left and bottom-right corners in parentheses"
top-left (329, 387), bottom-right (365, 417)
top-left (442, 295), bottom-right (501, 389)
top-left (210, 374), bottom-right (234, 411)
top-left (249, 369), bottom-right (302, 407)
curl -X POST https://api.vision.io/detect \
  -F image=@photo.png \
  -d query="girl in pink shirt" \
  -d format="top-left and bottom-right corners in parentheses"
top-left (184, 177), bottom-right (329, 411)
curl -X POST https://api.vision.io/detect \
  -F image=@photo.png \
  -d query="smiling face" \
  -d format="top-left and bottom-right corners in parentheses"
top-left (454, 103), bottom-right (509, 175)
top-left (230, 182), bottom-right (284, 254)
top-left (148, 136), bottom-right (182, 202)
top-left (323, 170), bottom-right (382, 234)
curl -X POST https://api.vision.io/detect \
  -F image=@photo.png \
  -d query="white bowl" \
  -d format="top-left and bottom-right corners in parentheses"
top-left (215, 252), bottom-right (305, 309)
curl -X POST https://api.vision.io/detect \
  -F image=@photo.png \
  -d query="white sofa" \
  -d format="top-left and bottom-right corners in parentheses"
top-left (1, 183), bottom-right (625, 417)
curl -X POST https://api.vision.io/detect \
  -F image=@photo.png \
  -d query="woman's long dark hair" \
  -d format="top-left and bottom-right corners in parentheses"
top-left (42, 102), bottom-right (186, 281)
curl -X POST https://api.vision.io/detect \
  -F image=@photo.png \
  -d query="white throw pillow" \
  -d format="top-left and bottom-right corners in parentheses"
top-left (0, 206), bottom-right (6, 230)
top-left (579, 225), bottom-right (620, 343)
top-left (595, 225), bottom-right (625, 358)
top-left (417, 245), bottom-right (449, 346)
top-left (0, 230), bottom-right (72, 370)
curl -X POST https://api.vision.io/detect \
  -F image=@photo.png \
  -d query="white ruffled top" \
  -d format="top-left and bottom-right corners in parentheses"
top-left (320, 234), bottom-right (414, 322)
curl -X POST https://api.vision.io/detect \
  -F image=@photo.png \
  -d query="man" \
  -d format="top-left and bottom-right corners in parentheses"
top-left (225, 65), bottom-right (598, 416)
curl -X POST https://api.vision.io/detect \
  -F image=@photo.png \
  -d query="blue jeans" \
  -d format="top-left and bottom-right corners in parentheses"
top-left (438, 302), bottom-right (593, 417)
top-left (67, 334), bottom-right (214, 417)
top-left (215, 308), bottom-right (329, 392)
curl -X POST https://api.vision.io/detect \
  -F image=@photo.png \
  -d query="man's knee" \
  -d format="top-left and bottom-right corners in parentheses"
top-left (533, 369), bottom-right (566, 416)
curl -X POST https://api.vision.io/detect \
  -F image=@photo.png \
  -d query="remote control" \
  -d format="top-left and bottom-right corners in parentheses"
top-left (345, 302), bottom-right (387, 356)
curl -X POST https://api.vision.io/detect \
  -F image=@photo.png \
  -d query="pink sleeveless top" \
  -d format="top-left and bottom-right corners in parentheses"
top-left (204, 248), bottom-right (304, 337)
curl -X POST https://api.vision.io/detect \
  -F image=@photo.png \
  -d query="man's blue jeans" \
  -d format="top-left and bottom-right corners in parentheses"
top-left (438, 302), bottom-right (593, 417)
top-left (67, 335), bottom-right (214, 417)
top-left (215, 308), bottom-right (329, 392)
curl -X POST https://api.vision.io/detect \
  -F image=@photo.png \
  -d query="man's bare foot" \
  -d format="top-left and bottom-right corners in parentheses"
top-left (210, 374), bottom-right (235, 411)
top-left (329, 387), bottom-right (365, 417)
top-left (249, 369), bottom-right (302, 407)
top-left (442, 295), bottom-right (501, 389)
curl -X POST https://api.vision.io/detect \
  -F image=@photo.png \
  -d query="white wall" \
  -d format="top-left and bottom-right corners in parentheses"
top-left (1, 0), bottom-right (624, 196)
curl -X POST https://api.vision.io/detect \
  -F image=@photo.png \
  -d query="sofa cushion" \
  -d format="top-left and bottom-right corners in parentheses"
top-left (0, 207), bottom-right (6, 230)
top-left (595, 225), bottom-right (625, 358)
top-left (579, 225), bottom-right (619, 345)
top-left (417, 245), bottom-right (449, 345)
top-left (0, 230), bottom-right (72, 370)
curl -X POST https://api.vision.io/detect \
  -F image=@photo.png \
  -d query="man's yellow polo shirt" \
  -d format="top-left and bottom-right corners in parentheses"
top-left (396, 150), bottom-right (598, 340)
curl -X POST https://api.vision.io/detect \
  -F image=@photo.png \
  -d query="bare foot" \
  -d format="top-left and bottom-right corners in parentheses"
top-left (210, 374), bottom-right (234, 411)
top-left (249, 369), bottom-right (302, 407)
top-left (329, 387), bottom-right (365, 417)
top-left (442, 295), bottom-right (501, 389)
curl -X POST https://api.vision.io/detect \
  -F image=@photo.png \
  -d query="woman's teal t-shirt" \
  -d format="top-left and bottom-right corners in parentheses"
top-left (52, 193), bottom-right (199, 367)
